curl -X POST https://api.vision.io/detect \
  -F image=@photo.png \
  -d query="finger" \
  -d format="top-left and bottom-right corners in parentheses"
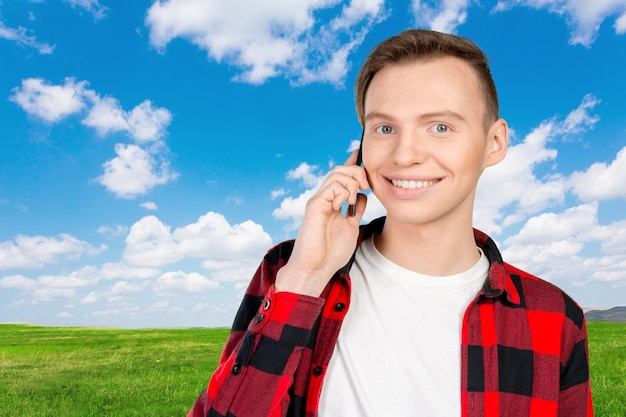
top-left (344, 149), bottom-right (360, 166)
top-left (331, 184), bottom-right (352, 211)
top-left (310, 178), bottom-right (352, 212)
top-left (331, 162), bottom-right (369, 191)
top-left (347, 193), bottom-right (368, 221)
top-left (324, 170), bottom-right (362, 199)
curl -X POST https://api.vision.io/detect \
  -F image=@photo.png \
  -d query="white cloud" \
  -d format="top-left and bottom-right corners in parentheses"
top-left (64, 0), bottom-right (109, 20)
top-left (492, 0), bottom-right (626, 46)
top-left (32, 287), bottom-right (76, 302)
top-left (598, 220), bottom-right (626, 255)
top-left (80, 291), bottom-right (99, 304)
top-left (145, 0), bottom-right (387, 85)
top-left (123, 215), bottom-right (182, 266)
top-left (226, 194), bottom-right (244, 206)
top-left (11, 80), bottom-right (175, 200)
top-left (412, 0), bottom-right (471, 33)
top-left (568, 146), bottom-right (626, 201)
top-left (500, 203), bottom-right (626, 287)
top-left (504, 203), bottom-right (599, 247)
top-left (476, 122), bottom-right (565, 234)
top-left (287, 162), bottom-right (323, 188)
top-left (122, 212), bottom-right (271, 285)
top-left (126, 100), bottom-right (172, 142)
top-left (590, 263), bottom-right (626, 286)
top-left (0, 1), bottom-right (106, 53)
top-left (110, 280), bottom-right (150, 294)
top-left (153, 271), bottom-right (220, 296)
top-left (140, 201), bottom-right (159, 210)
top-left (92, 309), bottom-right (122, 317)
top-left (502, 209), bottom-right (595, 274)
top-left (83, 96), bottom-right (177, 199)
top-left (11, 78), bottom-right (172, 143)
top-left (37, 267), bottom-right (101, 289)
top-left (616, 11), bottom-right (626, 32)
top-left (10, 78), bottom-right (87, 123)
top-left (97, 224), bottom-right (129, 238)
top-left (0, 275), bottom-right (37, 291)
top-left (273, 187), bottom-right (318, 230)
top-left (81, 95), bottom-right (128, 135)
top-left (173, 212), bottom-right (272, 261)
top-left (83, 97), bottom-right (172, 142)
top-left (98, 262), bottom-right (161, 280)
top-left (414, 0), bottom-right (626, 45)
top-left (192, 302), bottom-right (232, 313)
top-left (475, 94), bottom-right (600, 235)
top-left (348, 139), bottom-right (361, 152)
top-left (96, 143), bottom-right (178, 199)
top-left (273, 162), bottom-right (326, 227)
top-left (557, 94), bottom-right (601, 135)
top-left (147, 300), bottom-right (183, 313)
top-left (271, 187), bottom-right (287, 200)
top-left (201, 259), bottom-right (259, 283)
top-left (1, 261), bottom-right (161, 308)
top-left (0, 20), bottom-right (55, 54)
top-left (0, 234), bottom-right (106, 270)
top-left (79, 280), bottom-right (150, 305)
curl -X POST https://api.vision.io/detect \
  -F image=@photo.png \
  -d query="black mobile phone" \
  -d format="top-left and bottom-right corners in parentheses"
top-left (348, 130), bottom-right (364, 217)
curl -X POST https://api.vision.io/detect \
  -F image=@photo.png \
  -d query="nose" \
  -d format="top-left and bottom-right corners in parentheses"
top-left (391, 129), bottom-right (428, 166)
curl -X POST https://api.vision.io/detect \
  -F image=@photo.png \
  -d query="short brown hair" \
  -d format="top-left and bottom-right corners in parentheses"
top-left (355, 29), bottom-right (499, 130)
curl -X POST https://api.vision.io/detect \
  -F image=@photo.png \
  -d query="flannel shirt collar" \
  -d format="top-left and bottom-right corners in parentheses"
top-left (338, 217), bottom-right (521, 306)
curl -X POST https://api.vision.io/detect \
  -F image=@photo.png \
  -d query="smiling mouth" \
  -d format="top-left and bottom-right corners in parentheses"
top-left (390, 179), bottom-right (440, 189)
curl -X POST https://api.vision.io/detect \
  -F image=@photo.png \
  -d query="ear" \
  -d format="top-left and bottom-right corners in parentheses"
top-left (483, 118), bottom-right (508, 168)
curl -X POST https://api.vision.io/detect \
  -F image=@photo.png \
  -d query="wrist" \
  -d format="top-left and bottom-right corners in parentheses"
top-left (275, 265), bottom-right (329, 298)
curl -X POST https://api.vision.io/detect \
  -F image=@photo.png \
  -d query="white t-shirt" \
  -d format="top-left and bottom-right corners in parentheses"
top-left (318, 236), bottom-right (488, 416)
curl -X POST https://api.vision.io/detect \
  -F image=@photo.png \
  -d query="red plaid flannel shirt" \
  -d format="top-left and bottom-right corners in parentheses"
top-left (188, 217), bottom-right (593, 417)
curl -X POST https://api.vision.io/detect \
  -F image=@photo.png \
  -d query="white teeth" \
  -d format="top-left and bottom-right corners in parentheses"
top-left (391, 179), bottom-right (437, 189)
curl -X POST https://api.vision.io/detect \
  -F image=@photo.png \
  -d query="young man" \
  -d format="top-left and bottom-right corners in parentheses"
top-left (188, 29), bottom-right (593, 417)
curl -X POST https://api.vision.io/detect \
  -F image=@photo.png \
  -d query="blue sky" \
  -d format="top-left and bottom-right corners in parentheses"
top-left (1, 0), bottom-right (626, 328)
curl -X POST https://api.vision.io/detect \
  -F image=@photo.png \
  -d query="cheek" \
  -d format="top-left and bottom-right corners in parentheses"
top-left (448, 144), bottom-right (485, 168)
top-left (361, 139), bottom-right (389, 167)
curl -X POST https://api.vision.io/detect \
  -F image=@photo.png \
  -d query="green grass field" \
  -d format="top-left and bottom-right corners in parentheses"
top-left (0, 325), bottom-right (230, 416)
top-left (1, 322), bottom-right (624, 416)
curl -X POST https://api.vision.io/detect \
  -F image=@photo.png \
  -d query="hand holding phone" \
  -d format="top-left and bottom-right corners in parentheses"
top-left (274, 132), bottom-right (368, 297)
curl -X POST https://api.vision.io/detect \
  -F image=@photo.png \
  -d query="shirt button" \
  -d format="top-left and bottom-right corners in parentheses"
top-left (232, 364), bottom-right (242, 375)
top-left (313, 366), bottom-right (324, 376)
top-left (263, 299), bottom-right (271, 310)
top-left (334, 302), bottom-right (346, 312)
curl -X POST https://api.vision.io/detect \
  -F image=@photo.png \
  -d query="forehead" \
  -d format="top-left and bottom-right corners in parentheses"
top-left (364, 57), bottom-right (485, 121)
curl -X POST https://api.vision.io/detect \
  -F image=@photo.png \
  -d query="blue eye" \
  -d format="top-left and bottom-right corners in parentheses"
top-left (375, 125), bottom-right (394, 134)
top-left (433, 124), bottom-right (449, 133)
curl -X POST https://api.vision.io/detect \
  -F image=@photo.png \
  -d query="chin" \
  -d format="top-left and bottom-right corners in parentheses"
top-left (383, 208), bottom-right (435, 226)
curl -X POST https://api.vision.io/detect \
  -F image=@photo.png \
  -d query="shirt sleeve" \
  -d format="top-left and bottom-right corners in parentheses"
top-left (187, 257), bottom-right (325, 417)
top-left (558, 312), bottom-right (594, 417)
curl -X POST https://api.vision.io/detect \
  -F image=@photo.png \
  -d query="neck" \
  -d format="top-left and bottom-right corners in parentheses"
top-left (375, 216), bottom-right (479, 276)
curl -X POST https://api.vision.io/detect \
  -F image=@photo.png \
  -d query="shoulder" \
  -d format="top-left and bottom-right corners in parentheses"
top-left (503, 262), bottom-right (585, 330)
top-left (264, 239), bottom-right (295, 265)
top-left (247, 239), bottom-right (296, 288)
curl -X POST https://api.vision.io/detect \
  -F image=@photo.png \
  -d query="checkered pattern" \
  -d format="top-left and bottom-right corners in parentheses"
top-left (188, 217), bottom-right (593, 417)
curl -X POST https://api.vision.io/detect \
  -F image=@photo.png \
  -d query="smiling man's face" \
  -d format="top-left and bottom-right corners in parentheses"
top-left (362, 56), bottom-right (508, 228)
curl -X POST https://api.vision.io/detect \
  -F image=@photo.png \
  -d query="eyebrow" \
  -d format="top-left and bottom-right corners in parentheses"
top-left (364, 110), bottom-right (467, 124)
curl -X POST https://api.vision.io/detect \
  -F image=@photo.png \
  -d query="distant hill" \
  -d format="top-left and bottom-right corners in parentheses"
top-left (585, 306), bottom-right (626, 322)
